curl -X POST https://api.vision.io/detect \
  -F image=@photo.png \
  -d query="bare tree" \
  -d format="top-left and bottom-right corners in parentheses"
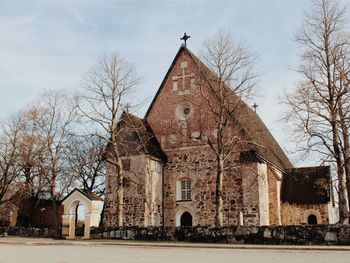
top-left (37, 90), bottom-right (77, 236)
top-left (282, 0), bottom-right (350, 223)
top-left (1, 91), bottom-right (78, 233)
top-left (15, 106), bottom-right (50, 197)
top-left (78, 53), bottom-right (139, 227)
top-left (198, 30), bottom-right (258, 226)
top-left (66, 135), bottom-right (106, 196)
top-left (0, 107), bottom-right (48, 205)
top-left (0, 115), bottom-right (23, 204)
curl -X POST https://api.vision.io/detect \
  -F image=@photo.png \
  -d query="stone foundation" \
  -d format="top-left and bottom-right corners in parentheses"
top-left (91, 225), bottom-right (350, 245)
top-left (0, 227), bottom-right (56, 238)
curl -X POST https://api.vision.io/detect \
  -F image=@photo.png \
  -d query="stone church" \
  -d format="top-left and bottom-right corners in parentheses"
top-left (102, 45), bottom-right (334, 228)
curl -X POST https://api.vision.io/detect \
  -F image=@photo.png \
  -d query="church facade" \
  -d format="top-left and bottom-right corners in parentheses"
top-left (102, 45), bottom-right (334, 228)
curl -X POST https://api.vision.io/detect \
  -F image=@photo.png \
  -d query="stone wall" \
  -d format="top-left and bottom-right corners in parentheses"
top-left (103, 155), bottom-right (163, 228)
top-left (163, 146), bottom-right (260, 227)
top-left (122, 155), bottom-right (147, 226)
top-left (281, 202), bottom-right (329, 225)
top-left (2, 225), bottom-right (349, 245)
top-left (0, 227), bottom-right (55, 238)
top-left (91, 225), bottom-right (350, 245)
top-left (241, 163), bottom-right (260, 225)
top-left (103, 161), bottom-right (120, 228)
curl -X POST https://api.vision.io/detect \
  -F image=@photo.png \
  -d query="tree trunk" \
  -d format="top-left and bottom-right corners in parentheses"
top-left (339, 107), bottom-right (350, 221)
top-left (215, 155), bottom-right (224, 227)
top-left (99, 202), bottom-right (106, 228)
top-left (110, 143), bottom-right (124, 227)
top-left (117, 172), bottom-right (124, 227)
top-left (52, 196), bottom-right (60, 238)
top-left (51, 183), bottom-right (60, 239)
top-left (331, 120), bottom-right (349, 223)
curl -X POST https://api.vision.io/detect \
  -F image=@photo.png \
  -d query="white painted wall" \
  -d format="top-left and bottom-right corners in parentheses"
top-left (257, 163), bottom-right (270, 226)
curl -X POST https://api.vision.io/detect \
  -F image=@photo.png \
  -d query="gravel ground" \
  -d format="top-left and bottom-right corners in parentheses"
top-left (0, 243), bottom-right (349, 263)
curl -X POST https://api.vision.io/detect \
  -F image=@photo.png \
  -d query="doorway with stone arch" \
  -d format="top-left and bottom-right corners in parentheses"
top-left (307, 214), bottom-right (318, 225)
top-left (180, 211), bottom-right (193, 226)
top-left (61, 189), bottom-right (103, 239)
top-left (176, 209), bottom-right (194, 227)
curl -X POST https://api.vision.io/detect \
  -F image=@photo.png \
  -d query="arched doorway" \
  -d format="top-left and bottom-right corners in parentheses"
top-left (180, 212), bottom-right (192, 226)
top-left (307, 214), bottom-right (318, 225)
top-left (74, 202), bottom-right (86, 238)
top-left (61, 189), bottom-right (103, 239)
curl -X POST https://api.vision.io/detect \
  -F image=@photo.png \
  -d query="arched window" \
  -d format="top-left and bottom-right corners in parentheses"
top-left (180, 212), bottom-right (192, 226)
top-left (307, 214), bottom-right (318, 225)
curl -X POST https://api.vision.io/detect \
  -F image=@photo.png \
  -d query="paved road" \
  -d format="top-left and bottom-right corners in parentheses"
top-left (0, 243), bottom-right (349, 263)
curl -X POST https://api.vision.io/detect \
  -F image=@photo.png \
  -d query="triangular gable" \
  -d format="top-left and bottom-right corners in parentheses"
top-left (144, 45), bottom-right (187, 119)
top-left (144, 44), bottom-right (293, 171)
top-left (62, 188), bottom-right (102, 204)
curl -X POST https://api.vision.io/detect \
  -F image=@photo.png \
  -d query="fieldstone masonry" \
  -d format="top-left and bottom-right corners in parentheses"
top-left (90, 225), bottom-right (350, 245)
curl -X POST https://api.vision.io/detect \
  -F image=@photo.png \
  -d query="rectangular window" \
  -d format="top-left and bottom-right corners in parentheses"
top-left (152, 160), bottom-right (162, 174)
top-left (180, 180), bottom-right (191, 201)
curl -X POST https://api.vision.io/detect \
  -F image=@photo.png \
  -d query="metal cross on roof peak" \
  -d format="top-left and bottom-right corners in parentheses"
top-left (180, 33), bottom-right (191, 47)
top-left (252, 102), bottom-right (258, 112)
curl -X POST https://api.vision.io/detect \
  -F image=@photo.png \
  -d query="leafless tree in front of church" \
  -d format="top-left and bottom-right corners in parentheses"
top-left (78, 53), bottom-right (139, 226)
top-left (37, 91), bottom-right (78, 236)
top-left (282, 0), bottom-right (350, 223)
top-left (0, 114), bottom-right (24, 205)
top-left (66, 135), bottom-right (106, 197)
top-left (198, 30), bottom-right (258, 226)
top-left (0, 91), bottom-right (78, 234)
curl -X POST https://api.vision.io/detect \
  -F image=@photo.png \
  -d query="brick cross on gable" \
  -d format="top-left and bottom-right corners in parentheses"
top-left (172, 61), bottom-right (195, 96)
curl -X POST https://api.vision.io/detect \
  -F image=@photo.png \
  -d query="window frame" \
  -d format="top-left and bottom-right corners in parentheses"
top-left (176, 179), bottom-right (192, 201)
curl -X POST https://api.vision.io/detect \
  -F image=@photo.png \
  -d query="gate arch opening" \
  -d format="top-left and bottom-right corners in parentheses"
top-left (74, 201), bottom-right (86, 237)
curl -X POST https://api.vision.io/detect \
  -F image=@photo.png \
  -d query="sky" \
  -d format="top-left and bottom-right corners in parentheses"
top-left (0, 0), bottom-right (349, 165)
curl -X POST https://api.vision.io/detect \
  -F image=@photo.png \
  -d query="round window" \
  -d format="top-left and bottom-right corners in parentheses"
top-left (184, 107), bottom-right (191, 115)
top-left (175, 101), bottom-right (194, 120)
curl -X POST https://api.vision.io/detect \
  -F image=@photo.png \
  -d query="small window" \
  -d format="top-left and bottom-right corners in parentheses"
top-left (177, 180), bottom-right (191, 201)
top-left (151, 160), bottom-right (162, 174)
top-left (154, 161), bottom-right (162, 174)
top-left (122, 159), bottom-right (130, 171)
top-left (122, 178), bottom-right (130, 188)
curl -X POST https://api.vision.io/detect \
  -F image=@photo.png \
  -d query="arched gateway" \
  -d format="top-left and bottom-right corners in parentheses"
top-left (61, 189), bottom-right (103, 239)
